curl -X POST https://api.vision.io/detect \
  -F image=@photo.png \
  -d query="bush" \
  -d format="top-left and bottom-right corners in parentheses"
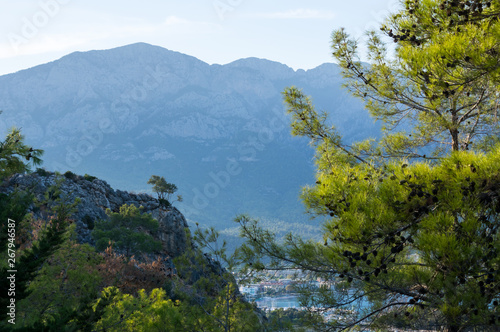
top-left (83, 174), bottom-right (97, 182)
top-left (82, 214), bottom-right (95, 230)
top-left (35, 168), bottom-right (50, 177)
top-left (158, 198), bottom-right (172, 209)
top-left (91, 204), bottom-right (161, 256)
top-left (64, 171), bottom-right (77, 181)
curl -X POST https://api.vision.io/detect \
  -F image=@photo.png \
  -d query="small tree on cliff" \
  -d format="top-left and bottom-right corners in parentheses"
top-left (147, 175), bottom-right (182, 211)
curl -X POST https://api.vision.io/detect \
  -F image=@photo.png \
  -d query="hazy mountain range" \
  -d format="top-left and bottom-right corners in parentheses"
top-left (0, 42), bottom-right (379, 238)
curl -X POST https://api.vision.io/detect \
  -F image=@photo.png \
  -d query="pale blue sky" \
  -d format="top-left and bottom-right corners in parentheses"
top-left (0, 0), bottom-right (400, 76)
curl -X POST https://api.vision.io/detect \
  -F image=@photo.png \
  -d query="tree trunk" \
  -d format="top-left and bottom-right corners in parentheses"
top-left (450, 106), bottom-right (460, 151)
top-left (450, 128), bottom-right (459, 151)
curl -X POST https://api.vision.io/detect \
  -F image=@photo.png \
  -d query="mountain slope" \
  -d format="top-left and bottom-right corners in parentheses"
top-left (0, 43), bottom-right (379, 233)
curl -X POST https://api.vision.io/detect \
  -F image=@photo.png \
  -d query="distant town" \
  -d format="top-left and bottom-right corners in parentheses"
top-left (237, 270), bottom-right (357, 323)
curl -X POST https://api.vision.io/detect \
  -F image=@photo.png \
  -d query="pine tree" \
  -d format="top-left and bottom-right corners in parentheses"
top-left (0, 190), bottom-right (33, 253)
top-left (147, 175), bottom-right (182, 212)
top-left (0, 177), bottom-right (80, 324)
top-left (235, 1), bottom-right (500, 330)
top-left (0, 124), bottom-right (46, 322)
top-left (327, 0), bottom-right (500, 159)
top-left (0, 126), bottom-right (43, 181)
top-left (14, 231), bottom-right (102, 330)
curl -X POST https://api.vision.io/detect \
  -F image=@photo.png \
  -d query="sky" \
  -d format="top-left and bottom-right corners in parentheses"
top-left (0, 0), bottom-right (401, 76)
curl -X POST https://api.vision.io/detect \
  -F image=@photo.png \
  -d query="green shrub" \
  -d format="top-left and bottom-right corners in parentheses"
top-left (83, 174), bottom-right (97, 182)
top-left (35, 168), bottom-right (50, 177)
top-left (64, 171), bottom-right (78, 181)
top-left (82, 214), bottom-right (95, 230)
top-left (91, 204), bottom-right (161, 256)
top-left (158, 198), bottom-right (172, 209)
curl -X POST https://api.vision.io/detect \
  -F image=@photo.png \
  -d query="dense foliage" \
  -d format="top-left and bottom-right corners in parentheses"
top-left (234, 0), bottom-right (500, 331)
top-left (92, 204), bottom-right (162, 256)
top-left (237, 148), bottom-right (500, 330)
top-left (4, 1), bottom-right (500, 330)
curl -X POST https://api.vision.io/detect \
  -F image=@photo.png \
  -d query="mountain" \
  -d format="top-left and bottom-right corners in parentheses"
top-left (0, 43), bottom-right (379, 237)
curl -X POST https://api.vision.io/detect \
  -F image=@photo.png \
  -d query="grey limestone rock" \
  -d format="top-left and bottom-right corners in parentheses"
top-left (156, 208), bottom-right (189, 257)
top-left (1, 171), bottom-right (188, 257)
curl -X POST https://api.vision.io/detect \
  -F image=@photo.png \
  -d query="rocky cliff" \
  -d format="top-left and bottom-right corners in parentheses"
top-left (0, 171), bottom-right (189, 258)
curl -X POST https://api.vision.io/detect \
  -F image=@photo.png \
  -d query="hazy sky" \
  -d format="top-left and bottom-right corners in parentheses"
top-left (0, 0), bottom-right (400, 76)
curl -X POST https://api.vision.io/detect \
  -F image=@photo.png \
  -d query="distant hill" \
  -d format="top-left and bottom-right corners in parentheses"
top-left (0, 42), bottom-right (379, 236)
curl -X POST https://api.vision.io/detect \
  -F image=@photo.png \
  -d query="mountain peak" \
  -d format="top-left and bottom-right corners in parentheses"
top-left (57, 42), bottom-right (207, 68)
top-left (226, 57), bottom-right (295, 80)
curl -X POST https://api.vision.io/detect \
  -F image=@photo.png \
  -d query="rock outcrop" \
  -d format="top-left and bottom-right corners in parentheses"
top-left (0, 171), bottom-right (189, 257)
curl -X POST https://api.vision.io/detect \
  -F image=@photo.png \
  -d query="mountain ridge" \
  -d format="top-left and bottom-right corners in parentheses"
top-left (2, 42), bottom-right (338, 78)
top-left (0, 43), bottom-right (378, 239)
